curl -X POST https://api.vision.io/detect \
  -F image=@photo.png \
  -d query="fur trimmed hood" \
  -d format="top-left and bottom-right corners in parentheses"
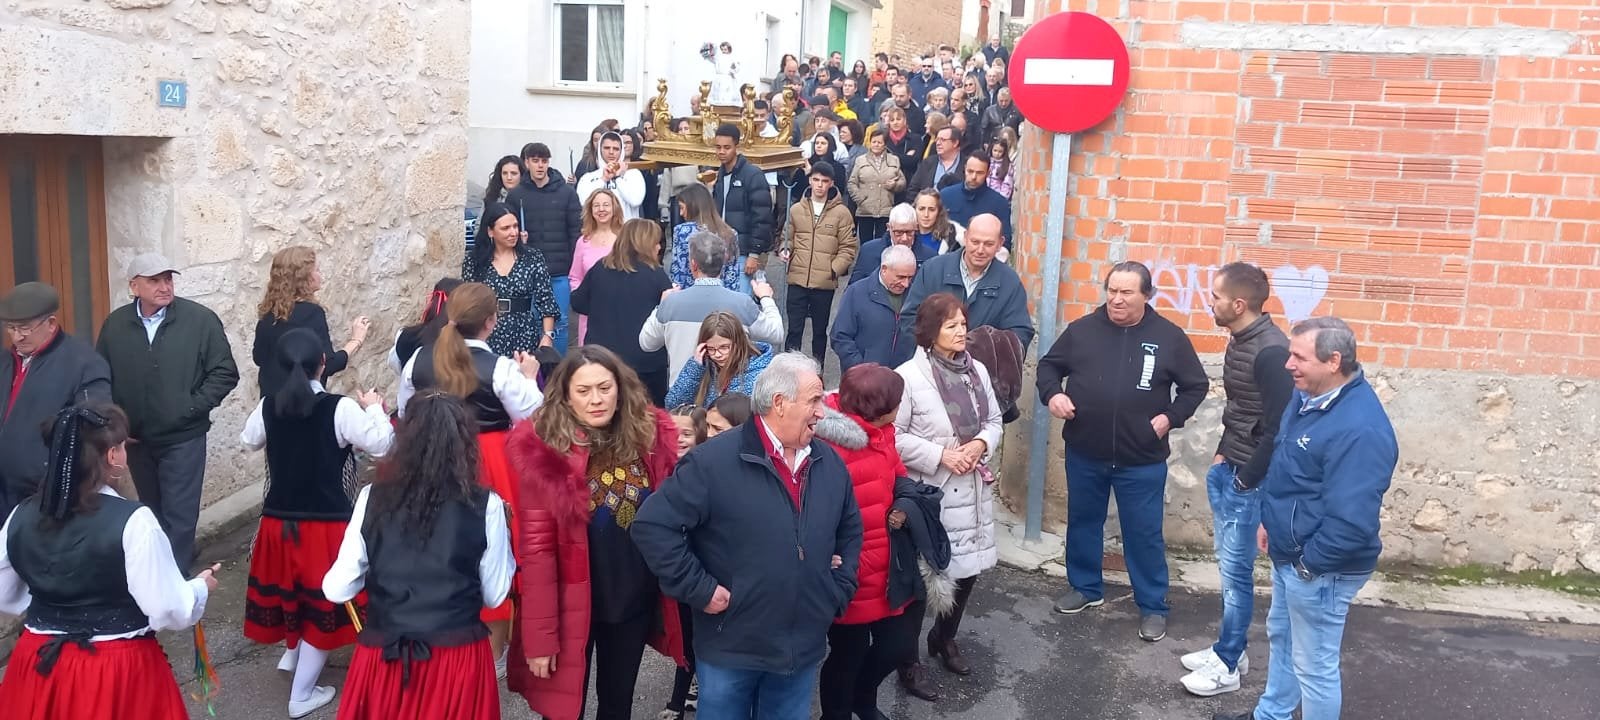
top-left (506, 405), bottom-right (681, 529)
top-left (813, 395), bottom-right (868, 450)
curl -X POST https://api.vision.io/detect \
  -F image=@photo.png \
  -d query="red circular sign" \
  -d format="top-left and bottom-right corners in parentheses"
top-left (1008, 12), bottom-right (1131, 134)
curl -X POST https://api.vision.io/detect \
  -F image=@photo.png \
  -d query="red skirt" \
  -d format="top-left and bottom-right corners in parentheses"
top-left (245, 516), bottom-right (362, 649)
top-left (479, 431), bottom-right (516, 624)
top-left (0, 630), bottom-right (187, 720)
top-left (336, 639), bottom-right (501, 720)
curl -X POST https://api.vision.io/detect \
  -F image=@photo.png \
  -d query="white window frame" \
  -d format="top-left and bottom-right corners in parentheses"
top-left (551, 0), bottom-right (626, 88)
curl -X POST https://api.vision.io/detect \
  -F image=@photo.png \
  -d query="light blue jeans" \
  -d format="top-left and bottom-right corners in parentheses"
top-left (1206, 461), bottom-right (1261, 671)
top-left (1253, 563), bottom-right (1371, 720)
top-left (548, 275), bottom-right (571, 354)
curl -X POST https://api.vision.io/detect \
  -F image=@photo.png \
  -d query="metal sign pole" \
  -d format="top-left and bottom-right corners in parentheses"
top-left (1024, 131), bottom-right (1073, 542)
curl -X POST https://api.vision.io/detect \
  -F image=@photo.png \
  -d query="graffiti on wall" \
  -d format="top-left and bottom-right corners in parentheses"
top-left (1144, 260), bottom-right (1328, 323)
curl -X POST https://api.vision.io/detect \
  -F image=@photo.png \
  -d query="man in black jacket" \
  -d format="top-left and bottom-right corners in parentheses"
top-left (712, 123), bottom-right (774, 293)
top-left (97, 255), bottom-right (239, 572)
top-left (633, 352), bottom-right (862, 720)
top-left (1036, 261), bottom-right (1209, 643)
top-left (515, 142), bottom-right (583, 353)
top-left (0, 282), bottom-right (112, 518)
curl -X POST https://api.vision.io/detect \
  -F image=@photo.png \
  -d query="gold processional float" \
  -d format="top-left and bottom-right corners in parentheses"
top-left (640, 79), bottom-right (805, 182)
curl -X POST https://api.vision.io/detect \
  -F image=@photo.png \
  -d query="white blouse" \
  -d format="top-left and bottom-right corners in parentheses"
top-left (240, 381), bottom-right (395, 457)
top-left (321, 486), bottom-right (514, 607)
top-left (395, 339), bottom-right (543, 421)
top-left (0, 488), bottom-right (210, 641)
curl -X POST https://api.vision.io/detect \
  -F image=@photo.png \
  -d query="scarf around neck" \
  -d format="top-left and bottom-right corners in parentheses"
top-left (927, 349), bottom-right (989, 444)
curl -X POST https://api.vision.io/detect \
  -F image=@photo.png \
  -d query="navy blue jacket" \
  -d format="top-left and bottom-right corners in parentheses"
top-left (1261, 371), bottom-right (1398, 576)
top-left (831, 276), bottom-right (914, 372)
top-left (940, 182), bottom-right (1012, 246)
top-left (631, 418), bottom-right (863, 675)
top-left (900, 252), bottom-right (1035, 351)
top-left (849, 237), bottom-right (938, 286)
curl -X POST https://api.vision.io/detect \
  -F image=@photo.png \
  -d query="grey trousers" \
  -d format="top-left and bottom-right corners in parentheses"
top-left (129, 435), bottom-right (208, 575)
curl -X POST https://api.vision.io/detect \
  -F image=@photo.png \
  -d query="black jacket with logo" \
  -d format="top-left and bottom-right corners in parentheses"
top-left (513, 169), bottom-right (582, 277)
top-left (714, 156), bottom-right (774, 257)
top-left (1035, 305), bottom-right (1209, 466)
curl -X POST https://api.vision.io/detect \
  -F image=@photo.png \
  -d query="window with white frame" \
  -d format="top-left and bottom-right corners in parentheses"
top-left (554, 0), bottom-right (624, 85)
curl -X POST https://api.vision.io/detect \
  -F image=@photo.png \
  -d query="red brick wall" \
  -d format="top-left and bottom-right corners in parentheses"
top-left (1015, 0), bottom-right (1600, 376)
top-left (873, 0), bottom-right (964, 64)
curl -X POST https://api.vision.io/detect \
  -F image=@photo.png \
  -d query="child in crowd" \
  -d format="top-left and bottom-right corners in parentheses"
top-left (706, 392), bottom-right (752, 437)
top-left (662, 404), bottom-right (709, 720)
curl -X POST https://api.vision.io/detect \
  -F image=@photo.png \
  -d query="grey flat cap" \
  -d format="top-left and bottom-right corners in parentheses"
top-left (128, 253), bottom-right (181, 280)
top-left (0, 282), bottom-right (61, 322)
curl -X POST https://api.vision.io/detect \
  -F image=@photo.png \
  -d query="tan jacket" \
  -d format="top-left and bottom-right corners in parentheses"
top-left (782, 191), bottom-right (859, 290)
top-left (847, 152), bottom-right (905, 218)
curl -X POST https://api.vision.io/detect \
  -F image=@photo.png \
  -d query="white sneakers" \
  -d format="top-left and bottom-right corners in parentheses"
top-left (288, 685), bottom-right (336, 719)
top-left (495, 647), bottom-right (509, 680)
top-left (276, 646), bottom-right (300, 673)
top-left (1179, 648), bottom-right (1248, 697)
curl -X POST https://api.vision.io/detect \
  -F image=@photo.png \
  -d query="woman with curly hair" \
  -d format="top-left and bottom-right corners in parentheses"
top-left (253, 245), bottom-right (370, 397)
top-left (506, 346), bottom-right (685, 720)
top-left (324, 392), bottom-right (514, 720)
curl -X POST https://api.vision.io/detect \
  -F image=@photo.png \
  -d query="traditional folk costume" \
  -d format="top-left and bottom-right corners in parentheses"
top-left (324, 484), bottom-right (514, 720)
top-left (240, 381), bottom-right (395, 712)
top-left (0, 410), bottom-right (208, 720)
top-left (397, 339), bottom-right (542, 625)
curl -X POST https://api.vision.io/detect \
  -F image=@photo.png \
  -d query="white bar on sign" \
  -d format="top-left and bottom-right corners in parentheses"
top-left (1025, 58), bottom-right (1116, 87)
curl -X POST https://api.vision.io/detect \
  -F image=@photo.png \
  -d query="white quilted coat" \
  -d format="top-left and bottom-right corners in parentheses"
top-left (893, 347), bottom-right (1003, 580)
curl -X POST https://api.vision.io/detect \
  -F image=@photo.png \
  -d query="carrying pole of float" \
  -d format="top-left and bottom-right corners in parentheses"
top-left (1007, 12), bottom-right (1131, 541)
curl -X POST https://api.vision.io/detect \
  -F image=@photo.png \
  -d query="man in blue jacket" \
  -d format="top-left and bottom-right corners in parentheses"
top-left (1214, 316), bottom-right (1397, 720)
top-left (899, 214), bottom-right (1033, 352)
top-left (832, 244), bottom-right (919, 372)
top-left (940, 154), bottom-right (1012, 245)
top-left (633, 353), bottom-right (863, 720)
top-left (850, 203), bottom-right (935, 285)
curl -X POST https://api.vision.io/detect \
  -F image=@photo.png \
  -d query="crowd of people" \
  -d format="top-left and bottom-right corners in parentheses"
top-left (0, 39), bottom-right (1395, 720)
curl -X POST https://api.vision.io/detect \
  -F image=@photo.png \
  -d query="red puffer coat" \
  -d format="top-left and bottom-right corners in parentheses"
top-left (817, 393), bottom-right (910, 625)
top-left (505, 407), bottom-right (686, 720)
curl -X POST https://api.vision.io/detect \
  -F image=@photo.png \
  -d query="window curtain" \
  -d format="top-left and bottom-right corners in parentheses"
top-left (596, 4), bottom-right (623, 83)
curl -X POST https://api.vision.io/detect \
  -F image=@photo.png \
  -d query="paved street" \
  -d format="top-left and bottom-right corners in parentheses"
top-left (25, 519), bottom-right (1588, 720)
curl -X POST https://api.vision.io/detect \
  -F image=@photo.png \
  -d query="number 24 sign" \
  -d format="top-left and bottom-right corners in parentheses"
top-left (158, 80), bottom-right (187, 109)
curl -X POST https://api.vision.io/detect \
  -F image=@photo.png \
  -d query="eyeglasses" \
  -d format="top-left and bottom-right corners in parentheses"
top-left (889, 228), bottom-right (917, 237)
top-left (705, 343), bottom-right (734, 358)
top-left (4, 317), bottom-right (51, 338)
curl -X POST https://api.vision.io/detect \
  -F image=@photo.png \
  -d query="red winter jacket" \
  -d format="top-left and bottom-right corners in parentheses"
top-left (817, 394), bottom-right (910, 625)
top-left (505, 407), bottom-right (687, 720)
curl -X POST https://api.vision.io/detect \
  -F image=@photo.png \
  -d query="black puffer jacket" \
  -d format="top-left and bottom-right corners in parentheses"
top-left (714, 156), bottom-right (775, 257)
top-left (511, 169), bottom-right (582, 277)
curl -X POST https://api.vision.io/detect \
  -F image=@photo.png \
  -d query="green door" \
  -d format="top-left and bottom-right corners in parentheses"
top-left (828, 6), bottom-right (849, 58)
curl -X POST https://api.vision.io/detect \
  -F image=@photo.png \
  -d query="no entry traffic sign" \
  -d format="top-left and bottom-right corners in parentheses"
top-left (1009, 11), bottom-right (1131, 134)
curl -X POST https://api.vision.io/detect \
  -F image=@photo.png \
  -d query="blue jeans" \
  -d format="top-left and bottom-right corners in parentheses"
top-left (1206, 461), bottom-right (1261, 671)
top-left (1064, 450), bottom-right (1170, 616)
top-left (1253, 564), bottom-right (1371, 720)
top-left (696, 658), bottom-right (819, 720)
top-left (548, 275), bottom-right (571, 354)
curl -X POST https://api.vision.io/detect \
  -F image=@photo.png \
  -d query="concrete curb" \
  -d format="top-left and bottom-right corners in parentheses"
top-left (993, 507), bottom-right (1600, 626)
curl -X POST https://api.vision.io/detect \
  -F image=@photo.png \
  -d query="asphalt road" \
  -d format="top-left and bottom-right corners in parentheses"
top-left (18, 518), bottom-right (1584, 720)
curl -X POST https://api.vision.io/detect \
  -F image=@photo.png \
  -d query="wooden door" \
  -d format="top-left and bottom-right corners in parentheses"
top-left (0, 135), bottom-right (109, 340)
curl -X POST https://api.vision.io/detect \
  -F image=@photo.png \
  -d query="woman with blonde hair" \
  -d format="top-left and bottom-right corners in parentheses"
top-left (396, 281), bottom-right (543, 675)
top-left (663, 311), bottom-right (776, 409)
top-left (568, 189), bottom-right (625, 345)
top-left (571, 219), bottom-right (673, 404)
top-left (253, 245), bottom-right (369, 397)
top-left (506, 346), bottom-right (685, 720)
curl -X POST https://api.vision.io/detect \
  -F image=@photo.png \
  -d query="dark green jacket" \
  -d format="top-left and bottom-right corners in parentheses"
top-left (96, 297), bottom-right (240, 447)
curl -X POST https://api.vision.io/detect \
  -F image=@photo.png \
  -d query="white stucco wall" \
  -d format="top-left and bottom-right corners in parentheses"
top-left (468, 0), bottom-right (815, 187)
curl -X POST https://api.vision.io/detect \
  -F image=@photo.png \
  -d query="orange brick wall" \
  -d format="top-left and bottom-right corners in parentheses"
top-left (872, 0), bottom-right (965, 64)
top-left (1014, 0), bottom-right (1600, 377)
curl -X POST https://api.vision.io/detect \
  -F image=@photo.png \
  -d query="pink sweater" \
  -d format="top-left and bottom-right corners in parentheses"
top-left (567, 235), bottom-right (614, 344)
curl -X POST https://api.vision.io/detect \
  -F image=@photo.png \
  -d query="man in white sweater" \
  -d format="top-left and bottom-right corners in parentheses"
top-left (576, 130), bottom-right (646, 219)
top-left (640, 231), bottom-right (784, 382)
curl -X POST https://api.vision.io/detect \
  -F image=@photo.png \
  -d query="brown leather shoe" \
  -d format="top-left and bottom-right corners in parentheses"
top-left (930, 637), bottom-right (971, 676)
top-left (898, 663), bottom-right (940, 702)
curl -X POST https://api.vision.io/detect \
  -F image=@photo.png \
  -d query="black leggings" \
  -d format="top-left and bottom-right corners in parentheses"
top-left (582, 610), bottom-right (652, 720)
top-left (667, 602), bottom-right (697, 711)
top-left (856, 216), bottom-right (888, 245)
top-left (819, 601), bottom-right (922, 720)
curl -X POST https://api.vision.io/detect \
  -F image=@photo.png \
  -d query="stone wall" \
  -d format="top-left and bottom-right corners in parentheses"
top-left (871, 0), bottom-right (965, 63)
top-left (1, 0), bottom-right (469, 508)
top-left (1002, 0), bottom-right (1600, 573)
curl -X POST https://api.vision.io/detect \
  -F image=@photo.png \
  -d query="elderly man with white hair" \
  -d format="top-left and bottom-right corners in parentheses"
top-left (633, 352), bottom-right (863, 720)
top-left (851, 203), bottom-right (935, 285)
top-left (641, 230), bottom-right (784, 382)
top-left (833, 244), bottom-right (921, 372)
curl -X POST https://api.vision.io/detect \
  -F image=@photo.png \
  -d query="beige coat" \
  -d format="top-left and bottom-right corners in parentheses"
top-left (847, 152), bottom-right (905, 218)
top-left (782, 191), bottom-right (859, 291)
top-left (893, 348), bottom-right (1003, 580)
